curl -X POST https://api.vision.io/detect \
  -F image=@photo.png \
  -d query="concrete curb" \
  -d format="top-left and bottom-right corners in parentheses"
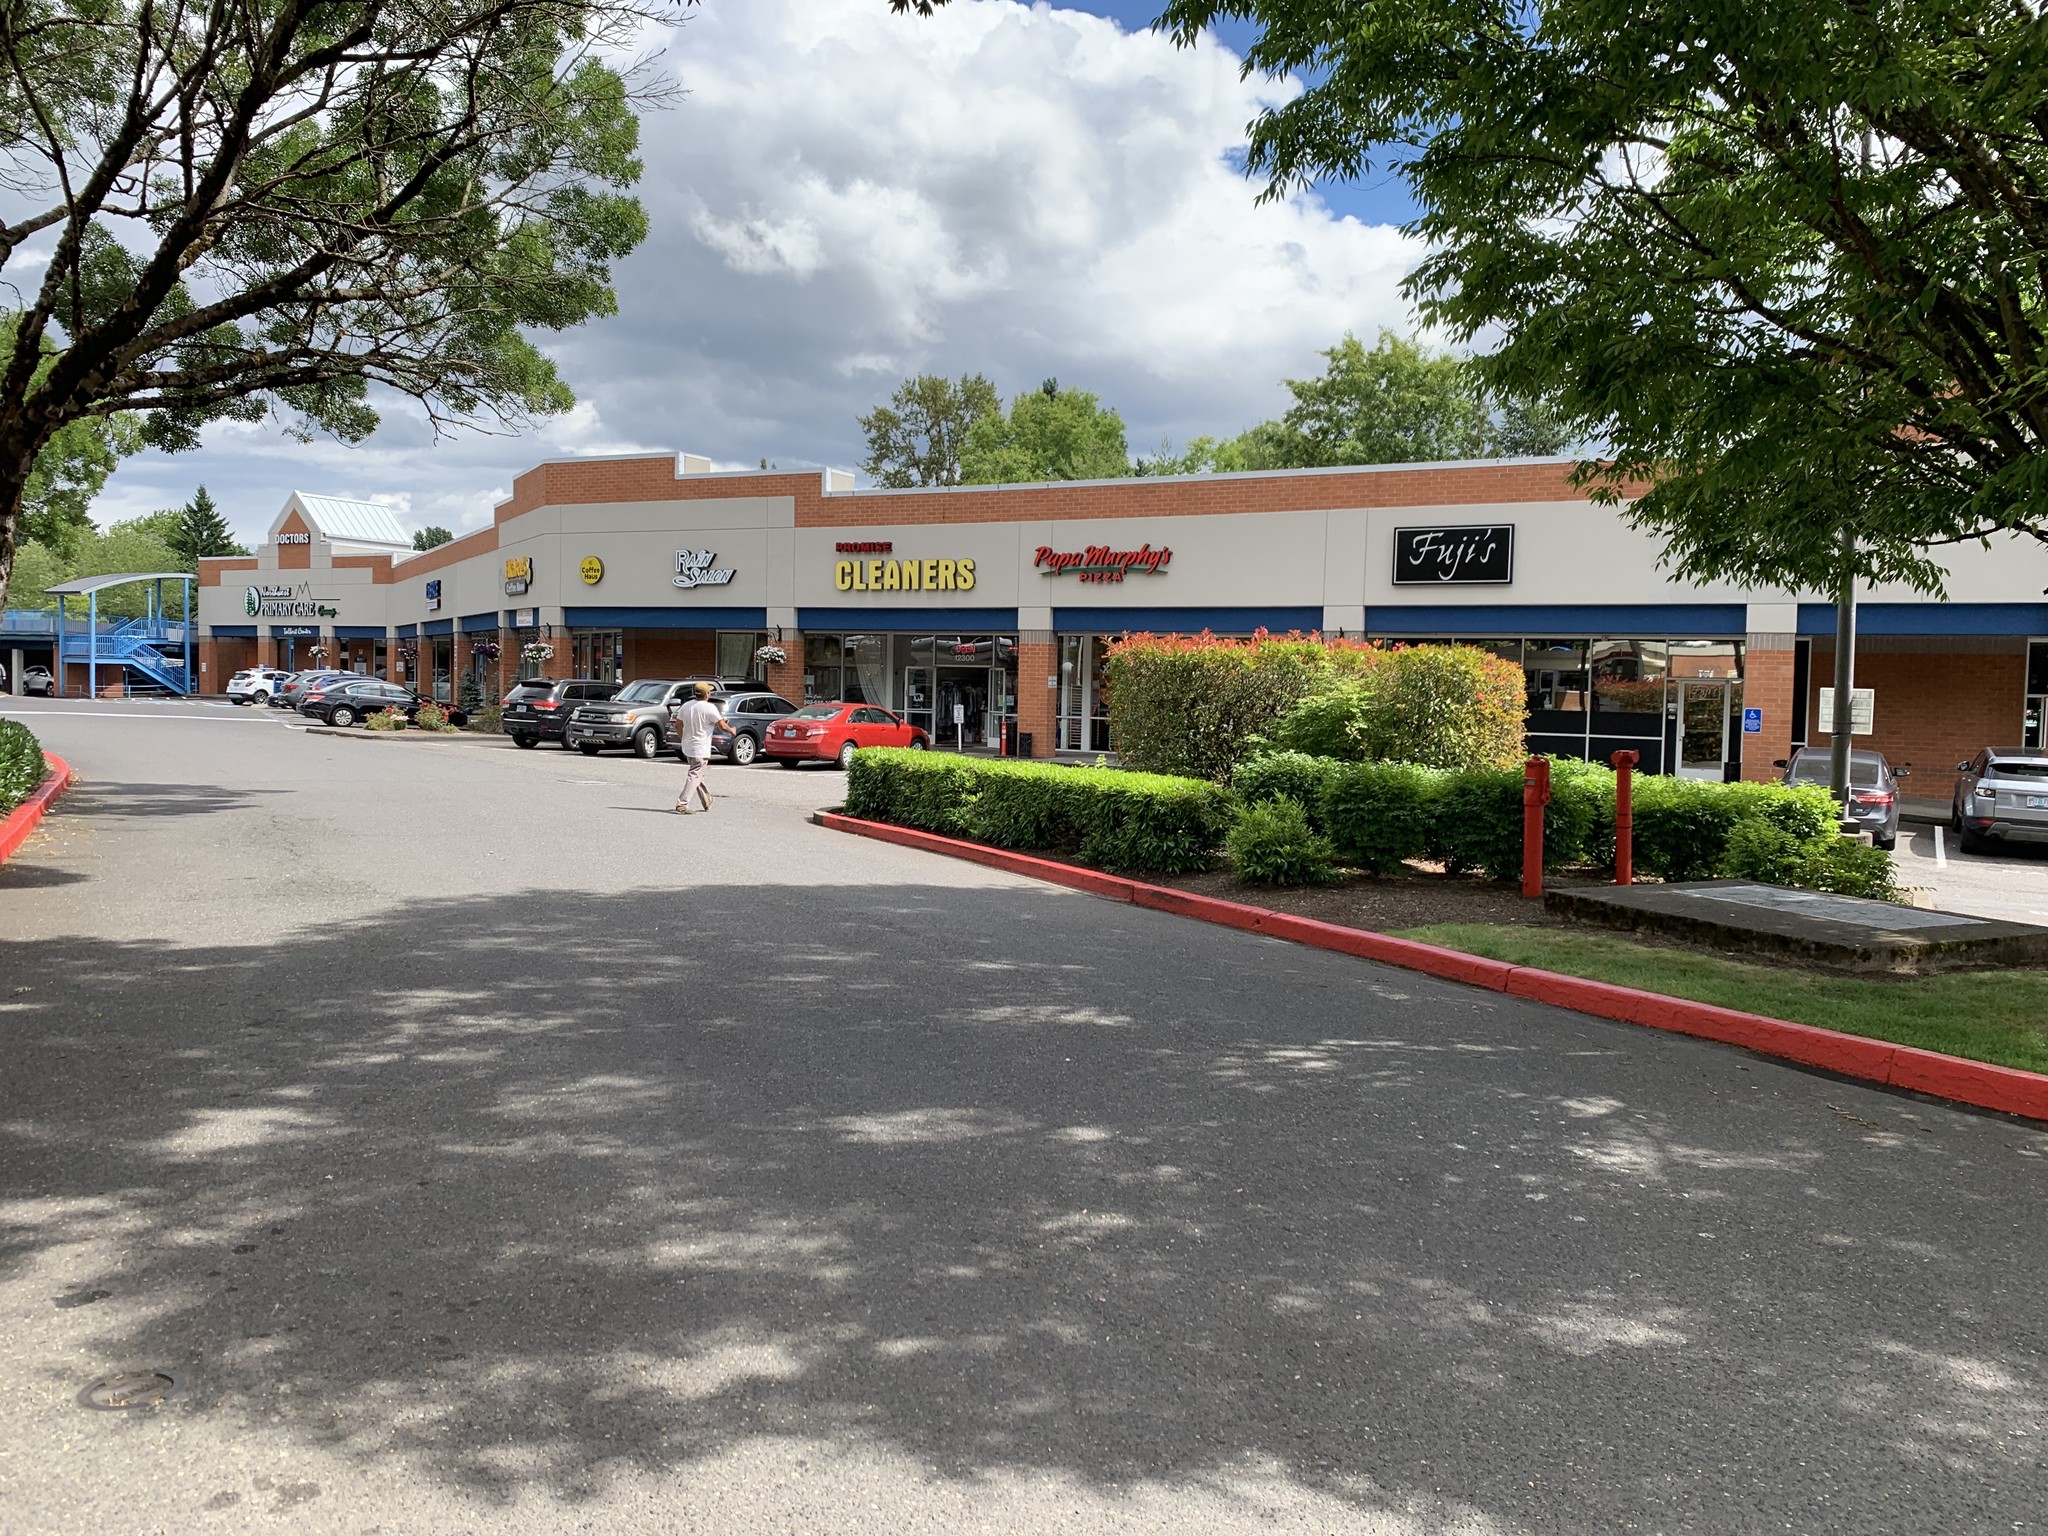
top-left (0, 753), bottom-right (75, 864)
top-left (303, 726), bottom-right (501, 743)
top-left (816, 811), bottom-right (2048, 1124)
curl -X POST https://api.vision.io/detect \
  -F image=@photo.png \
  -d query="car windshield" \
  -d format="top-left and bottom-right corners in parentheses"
top-left (789, 704), bottom-right (842, 719)
top-left (507, 684), bottom-right (555, 700)
top-left (1789, 756), bottom-right (1883, 788)
top-left (613, 681), bottom-right (670, 703)
top-left (1990, 760), bottom-right (2048, 779)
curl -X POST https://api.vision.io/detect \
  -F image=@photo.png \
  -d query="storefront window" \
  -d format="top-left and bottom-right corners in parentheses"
top-left (804, 633), bottom-right (843, 701)
top-left (1590, 638), bottom-right (1668, 727)
top-left (845, 633), bottom-right (889, 704)
top-left (571, 630), bottom-right (622, 684)
top-left (2024, 639), bottom-right (2047, 748)
top-left (1524, 640), bottom-right (1587, 712)
top-left (716, 630), bottom-right (769, 681)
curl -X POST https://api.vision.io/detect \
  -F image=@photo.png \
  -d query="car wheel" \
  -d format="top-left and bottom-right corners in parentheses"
top-left (1875, 832), bottom-right (1896, 851)
top-left (836, 740), bottom-right (857, 771)
top-left (252, 690), bottom-right (269, 703)
top-left (729, 731), bottom-right (759, 766)
top-left (512, 734), bottom-right (538, 750)
top-left (777, 756), bottom-right (801, 769)
top-left (906, 737), bottom-right (926, 751)
top-left (329, 705), bottom-right (357, 727)
top-left (1958, 823), bottom-right (1991, 855)
top-left (634, 725), bottom-right (662, 760)
top-left (578, 742), bottom-right (603, 756)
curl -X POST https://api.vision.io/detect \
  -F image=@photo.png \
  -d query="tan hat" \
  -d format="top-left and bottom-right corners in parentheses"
top-left (694, 681), bottom-right (715, 698)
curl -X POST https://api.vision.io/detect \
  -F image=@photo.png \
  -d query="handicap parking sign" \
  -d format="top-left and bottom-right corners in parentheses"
top-left (1741, 706), bottom-right (1763, 734)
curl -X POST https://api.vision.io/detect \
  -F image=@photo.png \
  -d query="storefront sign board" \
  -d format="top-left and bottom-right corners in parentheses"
top-left (243, 584), bottom-right (336, 619)
top-left (835, 556), bottom-right (976, 592)
top-left (1816, 686), bottom-right (1875, 735)
top-left (1392, 525), bottom-right (1514, 585)
top-left (675, 550), bottom-right (737, 589)
top-left (1034, 542), bottom-right (1171, 584)
top-left (425, 579), bottom-right (441, 613)
top-left (504, 556), bottom-right (532, 596)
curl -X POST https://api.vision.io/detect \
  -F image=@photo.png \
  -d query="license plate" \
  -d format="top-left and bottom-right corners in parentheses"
top-left (2028, 795), bottom-right (2047, 809)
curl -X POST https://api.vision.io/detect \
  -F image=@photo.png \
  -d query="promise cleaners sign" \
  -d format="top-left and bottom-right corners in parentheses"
top-left (1034, 542), bottom-right (1172, 585)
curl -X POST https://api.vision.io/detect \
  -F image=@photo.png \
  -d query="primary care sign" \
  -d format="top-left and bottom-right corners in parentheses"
top-left (244, 584), bottom-right (335, 620)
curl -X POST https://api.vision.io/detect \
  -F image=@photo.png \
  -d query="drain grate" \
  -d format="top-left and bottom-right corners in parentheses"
top-left (79, 1371), bottom-right (179, 1410)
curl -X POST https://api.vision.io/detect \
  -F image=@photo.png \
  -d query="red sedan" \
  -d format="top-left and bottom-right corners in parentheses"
top-left (766, 703), bottom-right (929, 769)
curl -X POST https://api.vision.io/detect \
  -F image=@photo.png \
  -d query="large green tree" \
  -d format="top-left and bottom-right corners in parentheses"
top-left (960, 379), bottom-right (1133, 484)
top-left (0, 0), bottom-right (677, 612)
top-left (1266, 330), bottom-right (1488, 466)
top-left (859, 373), bottom-right (1001, 487)
top-left (901, 0), bottom-right (2046, 588)
top-left (412, 526), bottom-right (455, 551)
top-left (167, 486), bottom-right (248, 567)
top-left (1141, 0), bottom-right (2048, 589)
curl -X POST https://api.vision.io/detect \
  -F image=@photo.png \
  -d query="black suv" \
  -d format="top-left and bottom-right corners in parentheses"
top-left (661, 687), bottom-right (800, 765)
top-left (502, 677), bottom-right (618, 748)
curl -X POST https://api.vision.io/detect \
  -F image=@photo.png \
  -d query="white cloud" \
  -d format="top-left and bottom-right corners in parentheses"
top-left (91, 0), bottom-right (1420, 546)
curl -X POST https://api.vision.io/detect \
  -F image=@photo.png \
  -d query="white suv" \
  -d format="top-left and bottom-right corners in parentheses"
top-left (226, 667), bottom-right (291, 705)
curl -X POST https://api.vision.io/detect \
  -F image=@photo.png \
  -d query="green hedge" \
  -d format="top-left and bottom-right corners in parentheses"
top-left (1231, 749), bottom-right (1877, 894)
top-left (1227, 797), bottom-right (1339, 885)
top-left (0, 718), bottom-right (45, 814)
top-left (846, 748), bottom-right (1236, 875)
top-left (1266, 645), bottom-right (1528, 771)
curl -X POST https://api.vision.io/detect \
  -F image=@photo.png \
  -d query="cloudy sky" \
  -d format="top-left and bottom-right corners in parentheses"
top-left (94, 0), bottom-right (1426, 547)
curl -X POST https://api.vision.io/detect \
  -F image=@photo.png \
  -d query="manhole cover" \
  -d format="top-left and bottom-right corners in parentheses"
top-left (79, 1371), bottom-right (179, 1410)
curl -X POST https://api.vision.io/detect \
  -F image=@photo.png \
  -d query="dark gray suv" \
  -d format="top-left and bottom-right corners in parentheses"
top-left (564, 678), bottom-right (700, 759)
top-left (502, 677), bottom-right (617, 748)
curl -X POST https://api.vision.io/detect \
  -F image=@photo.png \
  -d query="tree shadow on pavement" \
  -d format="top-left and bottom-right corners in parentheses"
top-left (2, 883), bottom-right (2045, 1532)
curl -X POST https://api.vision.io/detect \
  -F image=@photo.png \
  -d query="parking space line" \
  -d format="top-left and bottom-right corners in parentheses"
top-left (1934, 824), bottom-right (1946, 868)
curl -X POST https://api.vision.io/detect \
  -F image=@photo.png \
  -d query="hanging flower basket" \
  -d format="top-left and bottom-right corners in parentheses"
top-left (520, 641), bottom-right (555, 667)
top-left (472, 639), bottom-right (501, 662)
top-left (307, 646), bottom-right (329, 665)
top-left (754, 644), bottom-right (787, 666)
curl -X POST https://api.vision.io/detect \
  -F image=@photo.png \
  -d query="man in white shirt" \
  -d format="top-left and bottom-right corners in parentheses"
top-left (671, 682), bottom-right (731, 814)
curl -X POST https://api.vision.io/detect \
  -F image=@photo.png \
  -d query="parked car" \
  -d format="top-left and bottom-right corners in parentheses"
top-left (226, 666), bottom-right (293, 705)
top-left (300, 678), bottom-right (469, 728)
top-left (501, 677), bottom-right (618, 748)
top-left (1951, 747), bottom-right (2048, 854)
top-left (270, 670), bottom-right (359, 709)
top-left (658, 687), bottom-right (800, 765)
top-left (764, 702), bottom-right (929, 770)
top-left (20, 665), bottom-right (54, 697)
top-left (564, 678), bottom-right (698, 759)
top-left (1778, 746), bottom-right (1905, 850)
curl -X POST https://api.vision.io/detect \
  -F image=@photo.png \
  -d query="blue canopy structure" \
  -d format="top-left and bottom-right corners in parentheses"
top-left (40, 572), bottom-right (196, 697)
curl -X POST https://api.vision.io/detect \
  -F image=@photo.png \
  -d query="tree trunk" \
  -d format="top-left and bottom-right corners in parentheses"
top-left (0, 408), bottom-right (66, 613)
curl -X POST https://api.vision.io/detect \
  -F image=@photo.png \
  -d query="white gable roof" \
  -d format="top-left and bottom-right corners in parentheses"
top-left (284, 492), bottom-right (410, 548)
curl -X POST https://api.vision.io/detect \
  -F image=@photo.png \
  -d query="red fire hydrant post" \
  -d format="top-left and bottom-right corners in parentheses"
top-left (1611, 749), bottom-right (1639, 885)
top-left (1521, 755), bottom-right (1550, 899)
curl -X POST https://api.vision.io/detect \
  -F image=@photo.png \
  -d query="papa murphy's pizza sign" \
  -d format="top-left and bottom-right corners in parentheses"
top-left (1034, 541), bottom-right (1172, 585)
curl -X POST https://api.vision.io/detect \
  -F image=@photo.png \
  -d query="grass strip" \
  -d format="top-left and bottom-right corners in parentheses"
top-left (1395, 923), bottom-right (2048, 1075)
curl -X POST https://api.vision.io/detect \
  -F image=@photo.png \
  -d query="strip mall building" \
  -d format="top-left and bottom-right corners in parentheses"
top-left (196, 454), bottom-right (2048, 795)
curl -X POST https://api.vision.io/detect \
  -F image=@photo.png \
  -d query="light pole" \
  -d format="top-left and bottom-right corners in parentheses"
top-left (1828, 524), bottom-right (1857, 816)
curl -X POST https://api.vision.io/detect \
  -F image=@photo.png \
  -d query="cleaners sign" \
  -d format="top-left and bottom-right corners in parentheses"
top-left (1034, 542), bottom-right (1171, 585)
top-left (833, 542), bottom-right (976, 592)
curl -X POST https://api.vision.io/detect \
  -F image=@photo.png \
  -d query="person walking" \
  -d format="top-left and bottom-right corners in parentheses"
top-left (672, 681), bottom-right (731, 815)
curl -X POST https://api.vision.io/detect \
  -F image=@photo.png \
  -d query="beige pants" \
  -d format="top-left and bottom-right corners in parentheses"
top-left (679, 755), bottom-right (712, 810)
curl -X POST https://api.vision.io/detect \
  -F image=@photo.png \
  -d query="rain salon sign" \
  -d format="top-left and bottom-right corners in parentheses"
top-left (674, 550), bottom-right (737, 589)
top-left (244, 583), bottom-right (336, 619)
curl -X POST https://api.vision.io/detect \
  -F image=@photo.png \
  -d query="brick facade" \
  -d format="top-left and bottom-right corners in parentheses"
top-left (1807, 643), bottom-right (2028, 798)
top-left (1741, 640), bottom-right (1797, 783)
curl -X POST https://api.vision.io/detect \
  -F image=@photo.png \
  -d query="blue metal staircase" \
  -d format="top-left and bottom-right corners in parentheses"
top-left (57, 619), bottom-right (190, 694)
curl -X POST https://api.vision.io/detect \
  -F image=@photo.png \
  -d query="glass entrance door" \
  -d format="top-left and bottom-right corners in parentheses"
top-left (936, 668), bottom-right (988, 749)
top-left (1679, 681), bottom-right (1731, 780)
top-left (902, 666), bottom-right (933, 739)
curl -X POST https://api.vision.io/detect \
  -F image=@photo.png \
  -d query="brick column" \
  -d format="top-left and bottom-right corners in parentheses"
top-left (1741, 635), bottom-right (1796, 782)
top-left (764, 636), bottom-right (805, 704)
top-left (1017, 637), bottom-right (1056, 758)
top-left (197, 636), bottom-right (218, 696)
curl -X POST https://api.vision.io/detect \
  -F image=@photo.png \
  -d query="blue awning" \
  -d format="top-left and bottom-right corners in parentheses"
top-left (334, 625), bottom-right (386, 639)
top-left (566, 606), bottom-right (767, 630)
top-left (1367, 604), bottom-right (1747, 637)
top-left (422, 619), bottom-right (454, 636)
top-left (460, 612), bottom-right (500, 633)
top-left (797, 607), bottom-right (1016, 632)
top-left (209, 625), bottom-right (257, 638)
top-left (1797, 601), bottom-right (2048, 636)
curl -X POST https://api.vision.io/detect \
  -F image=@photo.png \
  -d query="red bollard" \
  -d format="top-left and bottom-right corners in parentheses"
top-left (1611, 749), bottom-right (1639, 886)
top-left (1521, 756), bottom-right (1550, 899)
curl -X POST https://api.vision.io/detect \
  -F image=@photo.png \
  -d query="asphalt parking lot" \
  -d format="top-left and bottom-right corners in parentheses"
top-left (1890, 814), bottom-right (2048, 925)
top-left (3, 698), bottom-right (2046, 1536)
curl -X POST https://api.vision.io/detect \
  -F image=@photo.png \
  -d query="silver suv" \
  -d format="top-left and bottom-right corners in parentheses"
top-left (564, 678), bottom-right (700, 759)
top-left (1952, 747), bottom-right (2048, 853)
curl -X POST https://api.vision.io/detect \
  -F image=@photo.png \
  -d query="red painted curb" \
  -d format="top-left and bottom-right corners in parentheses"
top-left (0, 753), bottom-right (74, 865)
top-left (822, 811), bottom-right (2048, 1123)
